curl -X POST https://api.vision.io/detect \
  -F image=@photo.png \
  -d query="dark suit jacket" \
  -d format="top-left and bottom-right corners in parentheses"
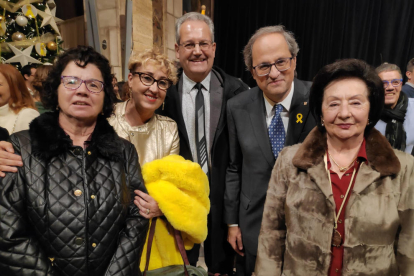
top-left (224, 79), bottom-right (316, 256)
top-left (0, 127), bottom-right (9, 141)
top-left (402, 83), bottom-right (414, 98)
top-left (156, 66), bottom-right (249, 271)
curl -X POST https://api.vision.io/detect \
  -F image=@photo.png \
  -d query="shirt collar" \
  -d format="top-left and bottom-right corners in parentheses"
top-left (406, 82), bottom-right (414, 88)
top-left (183, 71), bottom-right (211, 93)
top-left (327, 138), bottom-right (368, 170)
top-left (263, 81), bottom-right (295, 117)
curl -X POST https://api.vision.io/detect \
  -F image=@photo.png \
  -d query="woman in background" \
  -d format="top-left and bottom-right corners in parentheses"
top-left (32, 64), bottom-right (53, 114)
top-left (0, 64), bottom-right (39, 134)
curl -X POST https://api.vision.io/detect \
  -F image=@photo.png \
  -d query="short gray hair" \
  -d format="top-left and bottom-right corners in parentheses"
top-left (175, 12), bottom-right (215, 44)
top-left (243, 25), bottom-right (299, 71)
top-left (375, 62), bottom-right (402, 78)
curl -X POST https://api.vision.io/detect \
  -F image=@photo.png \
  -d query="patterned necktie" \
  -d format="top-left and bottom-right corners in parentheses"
top-left (194, 83), bottom-right (209, 175)
top-left (269, 104), bottom-right (285, 159)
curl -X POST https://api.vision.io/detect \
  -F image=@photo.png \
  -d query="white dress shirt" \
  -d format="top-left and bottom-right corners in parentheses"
top-left (182, 72), bottom-right (211, 163)
top-left (264, 82), bottom-right (295, 133)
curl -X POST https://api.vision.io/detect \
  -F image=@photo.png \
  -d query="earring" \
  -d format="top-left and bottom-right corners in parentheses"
top-left (162, 102), bottom-right (165, 110)
top-left (367, 119), bottom-right (370, 125)
top-left (56, 105), bottom-right (59, 110)
top-left (321, 118), bottom-right (324, 127)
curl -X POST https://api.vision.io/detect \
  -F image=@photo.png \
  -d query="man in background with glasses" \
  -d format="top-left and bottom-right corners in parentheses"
top-left (156, 12), bottom-right (249, 276)
top-left (224, 25), bottom-right (316, 276)
top-left (402, 58), bottom-right (414, 98)
top-left (375, 63), bottom-right (414, 154)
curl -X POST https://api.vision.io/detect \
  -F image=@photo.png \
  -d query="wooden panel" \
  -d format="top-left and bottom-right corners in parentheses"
top-left (58, 16), bottom-right (86, 50)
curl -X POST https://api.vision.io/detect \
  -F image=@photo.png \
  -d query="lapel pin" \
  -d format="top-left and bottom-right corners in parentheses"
top-left (296, 113), bottom-right (303, 123)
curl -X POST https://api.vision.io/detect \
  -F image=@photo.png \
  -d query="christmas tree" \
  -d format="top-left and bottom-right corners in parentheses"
top-left (0, 0), bottom-right (63, 69)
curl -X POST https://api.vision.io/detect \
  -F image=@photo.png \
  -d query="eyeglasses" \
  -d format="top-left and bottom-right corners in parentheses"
top-left (61, 76), bottom-right (105, 94)
top-left (382, 79), bottom-right (403, 88)
top-left (179, 41), bottom-right (213, 51)
top-left (253, 57), bottom-right (294, 77)
top-left (132, 72), bottom-right (173, 90)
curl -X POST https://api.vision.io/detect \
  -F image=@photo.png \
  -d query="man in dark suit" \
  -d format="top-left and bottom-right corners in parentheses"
top-left (402, 58), bottom-right (414, 98)
top-left (224, 26), bottom-right (316, 276)
top-left (157, 12), bottom-right (248, 275)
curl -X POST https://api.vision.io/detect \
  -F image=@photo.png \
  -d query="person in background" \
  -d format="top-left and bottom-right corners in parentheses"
top-left (112, 74), bottom-right (122, 101)
top-left (402, 58), bottom-right (414, 98)
top-left (21, 64), bottom-right (37, 96)
top-left (120, 81), bottom-right (130, 101)
top-left (375, 63), bottom-right (414, 155)
top-left (0, 64), bottom-right (39, 135)
top-left (32, 64), bottom-right (53, 114)
top-left (255, 59), bottom-right (414, 276)
top-left (225, 25), bottom-right (316, 276)
top-left (0, 46), bottom-right (149, 275)
top-left (117, 81), bottom-right (126, 99)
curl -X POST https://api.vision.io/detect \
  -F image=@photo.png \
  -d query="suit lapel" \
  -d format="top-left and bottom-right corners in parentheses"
top-left (345, 162), bottom-right (380, 213)
top-left (210, 70), bottom-right (223, 151)
top-left (307, 162), bottom-right (335, 207)
top-left (286, 79), bottom-right (311, 146)
top-left (247, 89), bottom-right (275, 167)
top-left (212, 72), bottom-right (242, 148)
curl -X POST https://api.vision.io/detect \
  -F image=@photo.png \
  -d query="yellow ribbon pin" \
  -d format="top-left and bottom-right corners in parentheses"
top-left (25, 5), bottom-right (35, 18)
top-left (296, 113), bottom-right (303, 123)
top-left (40, 42), bottom-right (46, 56)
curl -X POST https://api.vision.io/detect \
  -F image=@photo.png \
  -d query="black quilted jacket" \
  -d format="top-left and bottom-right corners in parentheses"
top-left (0, 112), bottom-right (149, 276)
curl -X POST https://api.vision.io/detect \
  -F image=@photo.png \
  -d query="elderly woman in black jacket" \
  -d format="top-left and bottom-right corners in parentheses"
top-left (0, 46), bottom-right (149, 276)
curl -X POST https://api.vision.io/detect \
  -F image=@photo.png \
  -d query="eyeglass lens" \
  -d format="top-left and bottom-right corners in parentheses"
top-left (255, 58), bottom-right (292, 76)
top-left (139, 73), bottom-right (171, 90)
top-left (62, 76), bottom-right (104, 93)
top-left (182, 41), bottom-right (212, 50)
top-left (383, 79), bottom-right (402, 87)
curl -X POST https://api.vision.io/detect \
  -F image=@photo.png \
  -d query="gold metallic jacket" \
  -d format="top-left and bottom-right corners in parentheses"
top-left (108, 101), bottom-right (180, 165)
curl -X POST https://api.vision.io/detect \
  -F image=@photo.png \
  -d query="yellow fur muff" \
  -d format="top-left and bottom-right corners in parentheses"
top-left (139, 155), bottom-right (210, 271)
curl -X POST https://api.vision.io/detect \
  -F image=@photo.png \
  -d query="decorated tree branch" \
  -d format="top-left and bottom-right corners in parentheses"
top-left (0, 0), bottom-right (63, 69)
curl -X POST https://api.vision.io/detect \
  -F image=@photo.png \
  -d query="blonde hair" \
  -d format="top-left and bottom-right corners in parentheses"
top-left (128, 49), bottom-right (178, 84)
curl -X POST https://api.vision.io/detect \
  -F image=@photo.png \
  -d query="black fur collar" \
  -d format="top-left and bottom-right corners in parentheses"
top-left (29, 112), bottom-right (123, 162)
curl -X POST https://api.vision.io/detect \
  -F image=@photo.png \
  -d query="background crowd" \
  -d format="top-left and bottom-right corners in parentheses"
top-left (0, 9), bottom-right (413, 276)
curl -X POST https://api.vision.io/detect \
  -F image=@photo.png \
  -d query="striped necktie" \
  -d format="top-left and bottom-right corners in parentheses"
top-left (194, 83), bottom-right (209, 175)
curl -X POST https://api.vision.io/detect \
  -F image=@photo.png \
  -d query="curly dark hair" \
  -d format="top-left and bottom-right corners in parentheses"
top-left (42, 46), bottom-right (115, 118)
top-left (309, 59), bottom-right (384, 135)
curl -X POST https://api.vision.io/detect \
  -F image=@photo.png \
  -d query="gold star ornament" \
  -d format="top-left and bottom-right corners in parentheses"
top-left (37, 5), bottom-right (63, 35)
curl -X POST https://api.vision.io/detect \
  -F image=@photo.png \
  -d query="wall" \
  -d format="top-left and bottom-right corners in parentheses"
top-left (95, 0), bottom-right (123, 80)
